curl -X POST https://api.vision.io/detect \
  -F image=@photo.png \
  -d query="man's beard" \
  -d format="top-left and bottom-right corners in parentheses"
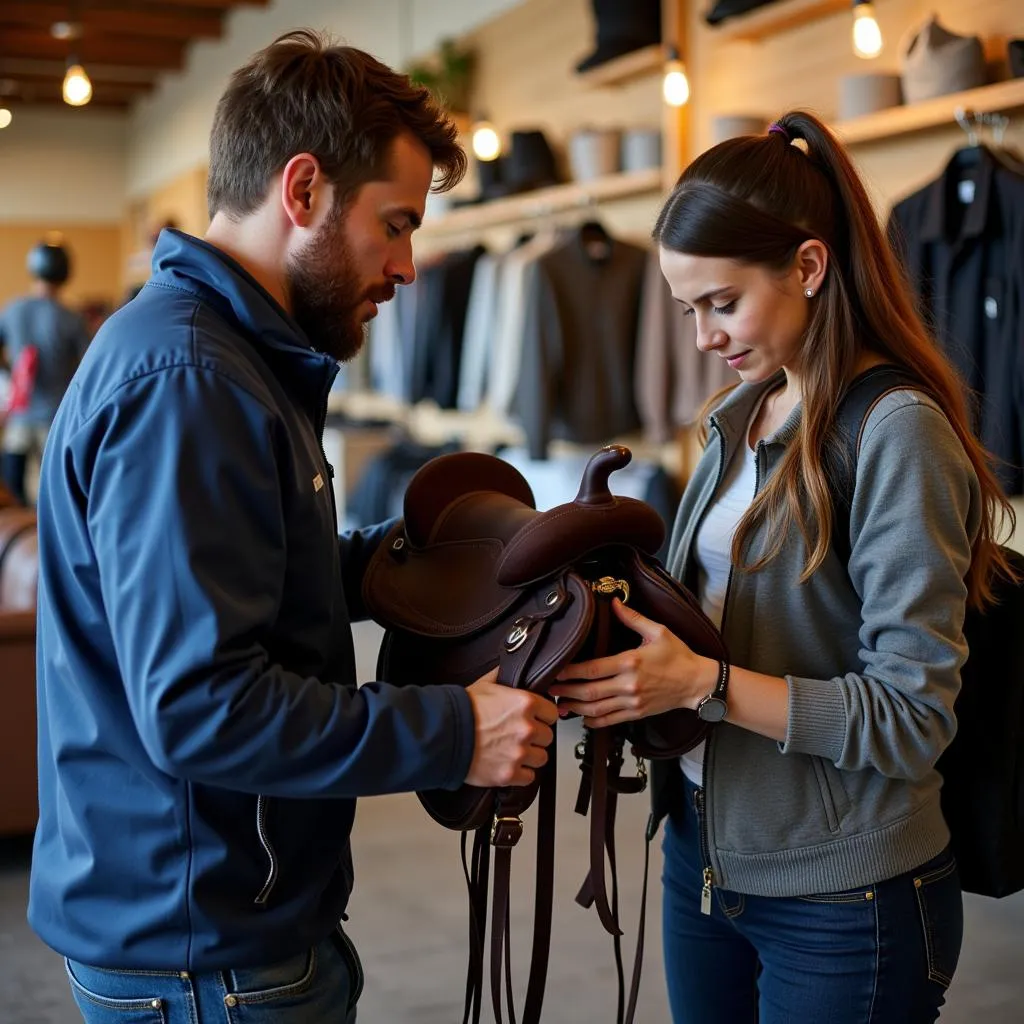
top-left (287, 204), bottom-right (391, 363)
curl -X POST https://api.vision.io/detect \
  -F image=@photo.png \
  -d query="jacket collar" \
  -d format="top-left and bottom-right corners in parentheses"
top-left (919, 147), bottom-right (995, 244)
top-left (149, 229), bottom-right (338, 374)
top-left (708, 370), bottom-right (800, 452)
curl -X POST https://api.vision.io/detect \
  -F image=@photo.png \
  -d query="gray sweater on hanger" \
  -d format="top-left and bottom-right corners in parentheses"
top-left (515, 231), bottom-right (647, 459)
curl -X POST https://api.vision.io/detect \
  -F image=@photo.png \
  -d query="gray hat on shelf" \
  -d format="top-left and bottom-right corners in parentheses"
top-left (900, 16), bottom-right (987, 104)
top-left (838, 73), bottom-right (902, 120)
top-left (711, 114), bottom-right (766, 143)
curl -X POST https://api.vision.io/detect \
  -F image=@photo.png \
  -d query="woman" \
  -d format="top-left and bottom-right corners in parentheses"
top-left (550, 110), bottom-right (1016, 1023)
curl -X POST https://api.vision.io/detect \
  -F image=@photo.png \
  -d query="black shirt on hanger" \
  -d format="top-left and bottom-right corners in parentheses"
top-left (889, 147), bottom-right (1024, 495)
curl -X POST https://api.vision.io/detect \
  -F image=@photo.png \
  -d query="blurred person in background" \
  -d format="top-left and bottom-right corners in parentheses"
top-left (0, 240), bottom-right (90, 504)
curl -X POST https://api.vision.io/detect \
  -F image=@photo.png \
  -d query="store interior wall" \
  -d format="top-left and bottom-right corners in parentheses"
top-left (0, 110), bottom-right (127, 308)
top-left (689, 0), bottom-right (1024, 211)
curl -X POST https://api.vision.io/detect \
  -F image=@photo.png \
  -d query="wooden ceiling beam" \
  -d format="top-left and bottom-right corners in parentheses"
top-left (0, 70), bottom-right (154, 95)
top-left (123, 0), bottom-right (268, 8)
top-left (0, 58), bottom-right (160, 84)
top-left (0, 28), bottom-right (186, 70)
top-left (3, 94), bottom-right (132, 110)
top-left (0, 4), bottom-right (223, 42)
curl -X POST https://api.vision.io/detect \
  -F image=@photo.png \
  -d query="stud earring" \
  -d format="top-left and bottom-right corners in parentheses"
top-left (804, 288), bottom-right (815, 298)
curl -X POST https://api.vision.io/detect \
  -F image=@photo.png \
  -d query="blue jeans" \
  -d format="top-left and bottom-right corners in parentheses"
top-left (65, 925), bottom-right (362, 1023)
top-left (662, 777), bottom-right (963, 1024)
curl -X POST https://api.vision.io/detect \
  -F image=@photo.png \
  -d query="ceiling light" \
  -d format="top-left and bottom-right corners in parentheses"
top-left (62, 61), bottom-right (93, 106)
top-left (851, 1), bottom-right (883, 59)
top-left (51, 21), bottom-right (83, 42)
top-left (471, 119), bottom-right (501, 162)
top-left (0, 108), bottom-right (12, 130)
top-left (662, 46), bottom-right (690, 108)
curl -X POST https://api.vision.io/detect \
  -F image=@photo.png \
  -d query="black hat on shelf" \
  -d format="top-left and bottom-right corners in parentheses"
top-left (476, 154), bottom-right (506, 202)
top-left (484, 130), bottom-right (560, 199)
top-left (1009, 39), bottom-right (1024, 79)
top-left (576, 0), bottom-right (661, 73)
top-left (705, 0), bottom-right (782, 27)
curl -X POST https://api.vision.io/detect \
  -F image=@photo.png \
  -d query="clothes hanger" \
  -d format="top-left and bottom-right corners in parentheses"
top-left (574, 194), bottom-right (614, 261)
top-left (951, 108), bottom-right (1024, 177)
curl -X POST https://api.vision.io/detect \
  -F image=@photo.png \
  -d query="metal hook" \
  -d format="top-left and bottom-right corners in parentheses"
top-left (953, 106), bottom-right (979, 147)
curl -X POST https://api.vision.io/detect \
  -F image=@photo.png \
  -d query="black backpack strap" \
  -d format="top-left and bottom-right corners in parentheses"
top-left (829, 365), bottom-right (924, 564)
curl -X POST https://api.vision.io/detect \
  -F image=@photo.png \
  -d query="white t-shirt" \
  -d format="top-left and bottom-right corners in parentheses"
top-left (679, 403), bottom-right (762, 786)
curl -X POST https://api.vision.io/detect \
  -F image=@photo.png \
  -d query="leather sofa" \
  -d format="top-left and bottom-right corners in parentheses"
top-left (0, 506), bottom-right (39, 835)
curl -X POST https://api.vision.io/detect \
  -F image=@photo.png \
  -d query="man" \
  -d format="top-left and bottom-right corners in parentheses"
top-left (0, 240), bottom-right (90, 504)
top-left (29, 30), bottom-right (557, 1021)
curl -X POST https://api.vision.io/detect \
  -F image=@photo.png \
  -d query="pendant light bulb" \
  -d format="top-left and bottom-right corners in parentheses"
top-left (851, 1), bottom-right (883, 59)
top-left (662, 48), bottom-right (690, 108)
top-left (471, 120), bottom-right (501, 162)
top-left (62, 62), bottom-right (93, 107)
top-left (0, 107), bottom-right (12, 130)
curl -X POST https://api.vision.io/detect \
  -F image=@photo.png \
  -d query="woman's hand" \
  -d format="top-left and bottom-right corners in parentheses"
top-left (547, 598), bottom-right (719, 729)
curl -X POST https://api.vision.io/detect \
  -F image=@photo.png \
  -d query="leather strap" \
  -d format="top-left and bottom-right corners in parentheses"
top-left (489, 740), bottom-right (557, 1024)
top-left (461, 827), bottom-right (490, 1024)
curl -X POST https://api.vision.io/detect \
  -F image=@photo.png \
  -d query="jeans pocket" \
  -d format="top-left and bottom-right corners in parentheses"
top-left (224, 947), bottom-right (317, 1009)
top-left (334, 925), bottom-right (365, 1011)
top-left (914, 852), bottom-right (963, 988)
top-left (797, 885), bottom-right (875, 904)
top-left (224, 939), bottom-right (353, 1021)
top-left (65, 961), bottom-right (168, 1023)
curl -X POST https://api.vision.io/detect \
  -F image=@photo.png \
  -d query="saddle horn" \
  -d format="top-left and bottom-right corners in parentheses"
top-left (574, 444), bottom-right (631, 506)
top-left (496, 447), bottom-right (665, 588)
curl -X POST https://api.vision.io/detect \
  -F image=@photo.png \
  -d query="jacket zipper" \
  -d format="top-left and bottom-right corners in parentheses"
top-left (689, 421), bottom-right (730, 915)
top-left (252, 373), bottom-right (337, 907)
top-left (693, 429), bottom-right (766, 915)
top-left (695, 786), bottom-right (715, 915)
top-left (254, 795), bottom-right (279, 906)
top-left (316, 379), bottom-right (338, 531)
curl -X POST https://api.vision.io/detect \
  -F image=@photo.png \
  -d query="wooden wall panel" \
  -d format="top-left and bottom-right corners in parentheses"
top-left (0, 223), bottom-right (123, 309)
top-left (414, 0), bottom-right (668, 255)
top-left (689, 0), bottom-right (1024, 209)
top-left (123, 164), bottom-right (209, 288)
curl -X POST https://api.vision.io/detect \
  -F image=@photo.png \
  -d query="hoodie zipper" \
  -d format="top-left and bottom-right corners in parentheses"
top-left (688, 421), bottom-right (729, 915)
top-left (253, 795), bottom-right (278, 906)
top-left (692, 427), bottom-right (766, 915)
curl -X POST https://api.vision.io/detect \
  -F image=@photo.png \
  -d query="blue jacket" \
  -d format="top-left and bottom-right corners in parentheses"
top-left (29, 230), bottom-right (476, 970)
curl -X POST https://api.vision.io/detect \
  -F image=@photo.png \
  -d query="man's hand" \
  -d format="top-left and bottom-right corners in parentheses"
top-left (464, 669), bottom-right (558, 787)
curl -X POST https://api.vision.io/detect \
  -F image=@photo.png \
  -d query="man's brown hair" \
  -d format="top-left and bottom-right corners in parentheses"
top-left (207, 29), bottom-right (466, 219)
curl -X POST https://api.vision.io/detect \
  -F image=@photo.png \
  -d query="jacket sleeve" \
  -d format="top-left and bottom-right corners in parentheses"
top-left (781, 396), bottom-right (979, 780)
top-left (80, 364), bottom-right (474, 797)
top-left (338, 519), bottom-right (397, 621)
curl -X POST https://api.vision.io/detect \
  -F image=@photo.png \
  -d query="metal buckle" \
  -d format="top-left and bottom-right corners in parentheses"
top-left (490, 815), bottom-right (524, 848)
top-left (505, 619), bottom-right (530, 652)
top-left (589, 576), bottom-right (630, 603)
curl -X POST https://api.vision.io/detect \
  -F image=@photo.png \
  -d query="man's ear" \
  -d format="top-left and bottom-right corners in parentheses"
top-left (280, 153), bottom-right (324, 229)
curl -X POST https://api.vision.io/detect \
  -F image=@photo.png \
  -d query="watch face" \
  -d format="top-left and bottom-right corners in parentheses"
top-left (697, 696), bottom-right (728, 723)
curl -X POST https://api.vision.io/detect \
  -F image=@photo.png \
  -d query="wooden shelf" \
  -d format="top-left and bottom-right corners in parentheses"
top-left (418, 167), bottom-right (663, 236)
top-left (714, 0), bottom-right (849, 43)
top-left (836, 78), bottom-right (1024, 146)
top-left (576, 44), bottom-right (664, 88)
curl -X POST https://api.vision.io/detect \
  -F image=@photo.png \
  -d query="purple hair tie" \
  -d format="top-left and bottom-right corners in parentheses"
top-left (768, 122), bottom-right (790, 142)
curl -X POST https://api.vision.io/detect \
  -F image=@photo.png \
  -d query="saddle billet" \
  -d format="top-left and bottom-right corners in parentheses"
top-left (363, 444), bottom-right (728, 1024)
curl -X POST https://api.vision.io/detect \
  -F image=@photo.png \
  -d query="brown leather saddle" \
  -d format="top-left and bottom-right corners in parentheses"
top-left (363, 444), bottom-right (728, 1024)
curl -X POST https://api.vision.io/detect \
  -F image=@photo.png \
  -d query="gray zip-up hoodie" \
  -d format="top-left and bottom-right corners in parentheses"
top-left (651, 373), bottom-right (981, 897)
